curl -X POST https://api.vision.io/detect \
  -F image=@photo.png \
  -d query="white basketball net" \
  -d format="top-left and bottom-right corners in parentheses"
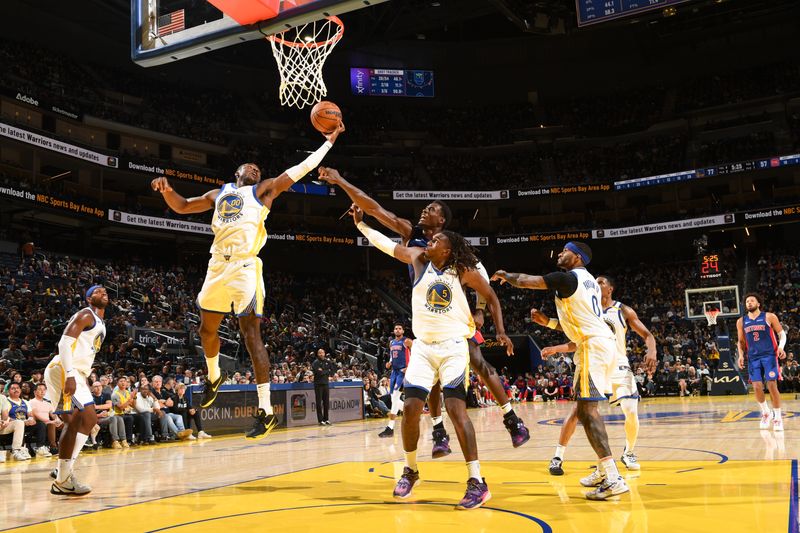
top-left (267, 16), bottom-right (344, 109)
top-left (704, 309), bottom-right (720, 326)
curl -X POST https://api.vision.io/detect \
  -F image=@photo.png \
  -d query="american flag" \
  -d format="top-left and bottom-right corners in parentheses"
top-left (157, 9), bottom-right (185, 36)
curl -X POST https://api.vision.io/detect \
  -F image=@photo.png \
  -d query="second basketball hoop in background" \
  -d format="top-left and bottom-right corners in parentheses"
top-left (311, 101), bottom-right (342, 133)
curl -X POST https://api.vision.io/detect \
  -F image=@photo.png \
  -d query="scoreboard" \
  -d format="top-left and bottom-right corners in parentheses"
top-left (350, 68), bottom-right (435, 98)
top-left (576, 0), bottom-right (692, 27)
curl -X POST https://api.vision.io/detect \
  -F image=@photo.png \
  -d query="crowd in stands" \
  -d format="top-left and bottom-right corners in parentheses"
top-left (1, 39), bottom-right (798, 194)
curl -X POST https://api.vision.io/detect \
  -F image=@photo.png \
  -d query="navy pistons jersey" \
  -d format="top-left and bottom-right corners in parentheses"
top-left (389, 337), bottom-right (409, 370)
top-left (743, 312), bottom-right (777, 359)
top-left (406, 226), bottom-right (429, 281)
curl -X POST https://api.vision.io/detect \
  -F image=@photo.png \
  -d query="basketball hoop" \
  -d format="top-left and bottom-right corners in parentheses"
top-left (265, 16), bottom-right (344, 109)
top-left (704, 309), bottom-right (720, 326)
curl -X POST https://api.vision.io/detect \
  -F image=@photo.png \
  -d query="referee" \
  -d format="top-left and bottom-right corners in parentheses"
top-left (312, 348), bottom-right (336, 425)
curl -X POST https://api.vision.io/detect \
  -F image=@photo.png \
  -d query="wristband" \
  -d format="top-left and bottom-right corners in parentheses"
top-left (546, 318), bottom-right (559, 329)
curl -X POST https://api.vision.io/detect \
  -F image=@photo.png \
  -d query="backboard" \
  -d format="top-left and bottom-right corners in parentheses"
top-left (684, 285), bottom-right (741, 321)
top-left (132, 0), bottom-right (385, 67)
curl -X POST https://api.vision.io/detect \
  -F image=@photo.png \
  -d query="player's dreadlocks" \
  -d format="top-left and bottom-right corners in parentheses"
top-left (441, 230), bottom-right (479, 276)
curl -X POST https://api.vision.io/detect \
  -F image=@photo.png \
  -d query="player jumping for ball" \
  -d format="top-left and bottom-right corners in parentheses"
top-left (737, 293), bottom-right (787, 431)
top-left (318, 166), bottom-right (529, 452)
top-left (352, 205), bottom-right (512, 509)
top-left (152, 122), bottom-right (344, 440)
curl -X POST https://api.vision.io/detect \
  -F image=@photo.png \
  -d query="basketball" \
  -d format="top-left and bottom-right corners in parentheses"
top-left (310, 100), bottom-right (342, 133)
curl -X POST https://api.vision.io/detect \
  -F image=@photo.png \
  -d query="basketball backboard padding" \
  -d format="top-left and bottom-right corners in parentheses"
top-left (207, 0), bottom-right (280, 26)
top-left (132, 0), bottom-right (387, 67)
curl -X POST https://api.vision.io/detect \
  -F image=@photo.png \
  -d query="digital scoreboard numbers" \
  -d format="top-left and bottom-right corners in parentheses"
top-left (576, 0), bottom-right (692, 27)
top-left (698, 253), bottom-right (723, 281)
top-left (350, 68), bottom-right (434, 98)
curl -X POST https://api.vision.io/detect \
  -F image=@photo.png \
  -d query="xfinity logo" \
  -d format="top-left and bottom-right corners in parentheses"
top-left (16, 93), bottom-right (39, 107)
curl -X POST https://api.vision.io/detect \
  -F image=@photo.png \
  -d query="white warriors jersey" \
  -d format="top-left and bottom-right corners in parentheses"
top-left (51, 308), bottom-right (106, 376)
top-left (412, 262), bottom-right (475, 343)
top-left (603, 300), bottom-right (629, 364)
top-left (210, 183), bottom-right (270, 258)
top-left (554, 268), bottom-right (615, 344)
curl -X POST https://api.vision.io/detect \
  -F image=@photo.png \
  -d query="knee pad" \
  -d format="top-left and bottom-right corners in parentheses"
top-left (443, 385), bottom-right (467, 402)
top-left (404, 387), bottom-right (428, 402)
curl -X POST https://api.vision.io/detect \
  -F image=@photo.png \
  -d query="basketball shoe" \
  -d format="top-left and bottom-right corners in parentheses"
top-left (503, 414), bottom-right (530, 448)
top-left (759, 411), bottom-right (774, 430)
top-left (585, 476), bottom-right (629, 501)
top-left (773, 417), bottom-right (784, 432)
top-left (245, 408), bottom-right (278, 440)
top-left (621, 450), bottom-right (640, 470)
top-left (378, 427), bottom-right (394, 438)
top-left (51, 474), bottom-right (92, 496)
top-left (431, 427), bottom-right (452, 458)
top-left (548, 457), bottom-right (564, 476)
top-left (580, 468), bottom-right (605, 487)
top-left (393, 467), bottom-right (420, 499)
top-left (200, 370), bottom-right (228, 408)
top-left (456, 478), bottom-right (491, 510)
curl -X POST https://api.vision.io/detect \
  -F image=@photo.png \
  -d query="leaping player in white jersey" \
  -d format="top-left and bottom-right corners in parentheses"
top-left (533, 274), bottom-right (657, 479)
top-left (492, 242), bottom-right (630, 500)
top-left (351, 205), bottom-right (513, 510)
top-left (45, 285), bottom-right (108, 496)
top-left (152, 122), bottom-right (344, 439)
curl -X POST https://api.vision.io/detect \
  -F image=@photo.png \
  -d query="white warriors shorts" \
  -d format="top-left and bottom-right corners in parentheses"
top-left (572, 336), bottom-right (616, 401)
top-left (44, 362), bottom-right (94, 414)
top-left (403, 337), bottom-right (469, 396)
top-left (197, 256), bottom-right (265, 316)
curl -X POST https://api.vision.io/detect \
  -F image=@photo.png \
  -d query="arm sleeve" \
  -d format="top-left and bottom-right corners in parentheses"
top-left (542, 272), bottom-right (579, 298)
top-left (356, 221), bottom-right (398, 257)
top-left (57, 335), bottom-right (79, 376)
top-left (285, 141), bottom-right (333, 182)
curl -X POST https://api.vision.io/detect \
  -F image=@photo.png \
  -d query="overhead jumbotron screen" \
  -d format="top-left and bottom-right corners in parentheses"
top-left (350, 68), bottom-right (435, 98)
top-left (576, 0), bottom-right (692, 27)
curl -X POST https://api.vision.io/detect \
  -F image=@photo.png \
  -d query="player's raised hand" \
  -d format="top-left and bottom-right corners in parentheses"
top-left (490, 270), bottom-right (509, 284)
top-left (324, 121), bottom-right (346, 143)
top-left (350, 203), bottom-right (364, 224)
top-left (530, 308), bottom-right (550, 326)
top-left (497, 333), bottom-right (514, 356)
top-left (151, 177), bottom-right (173, 193)
top-left (318, 167), bottom-right (342, 185)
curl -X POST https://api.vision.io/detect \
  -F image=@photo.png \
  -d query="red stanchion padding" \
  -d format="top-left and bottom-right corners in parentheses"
top-left (207, 0), bottom-right (280, 26)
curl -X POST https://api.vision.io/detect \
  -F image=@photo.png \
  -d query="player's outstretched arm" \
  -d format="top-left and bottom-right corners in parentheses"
top-left (318, 167), bottom-right (413, 241)
top-left (152, 178), bottom-right (218, 214)
top-left (260, 123), bottom-right (345, 199)
top-left (541, 342), bottom-right (577, 357)
top-left (623, 304), bottom-right (658, 375)
top-left (491, 270), bottom-right (547, 289)
top-left (351, 206), bottom-right (426, 273)
top-left (530, 308), bottom-right (563, 331)
top-left (462, 269), bottom-right (513, 355)
top-left (736, 317), bottom-right (746, 368)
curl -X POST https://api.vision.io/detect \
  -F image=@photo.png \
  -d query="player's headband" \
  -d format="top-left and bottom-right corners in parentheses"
top-left (565, 242), bottom-right (590, 266)
top-left (86, 285), bottom-right (103, 299)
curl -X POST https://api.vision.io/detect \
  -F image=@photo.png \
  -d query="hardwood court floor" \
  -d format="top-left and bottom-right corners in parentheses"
top-left (2, 395), bottom-right (798, 532)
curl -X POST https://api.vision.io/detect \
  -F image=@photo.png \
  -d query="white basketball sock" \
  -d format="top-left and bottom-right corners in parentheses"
top-left (758, 401), bottom-right (770, 415)
top-left (257, 383), bottom-right (273, 415)
top-left (205, 355), bottom-right (220, 383)
top-left (405, 450), bottom-right (418, 472)
top-left (387, 419), bottom-right (395, 430)
top-left (555, 444), bottom-right (566, 460)
top-left (467, 460), bottom-right (481, 480)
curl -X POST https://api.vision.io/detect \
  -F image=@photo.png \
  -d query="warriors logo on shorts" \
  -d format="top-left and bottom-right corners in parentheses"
top-left (217, 193), bottom-right (245, 222)
top-left (425, 281), bottom-right (453, 314)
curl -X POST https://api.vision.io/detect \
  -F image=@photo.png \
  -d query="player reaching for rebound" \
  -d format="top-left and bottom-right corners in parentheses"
top-left (492, 242), bottom-right (629, 500)
top-left (737, 293), bottom-right (787, 431)
top-left (533, 275), bottom-right (657, 478)
top-left (46, 285), bottom-right (108, 495)
top-left (318, 167), bottom-right (529, 450)
top-left (379, 324), bottom-right (412, 438)
top-left (352, 205), bottom-right (513, 509)
top-left (152, 122), bottom-right (344, 439)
